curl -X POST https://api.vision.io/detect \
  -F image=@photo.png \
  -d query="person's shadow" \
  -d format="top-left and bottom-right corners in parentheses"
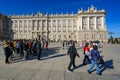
top-left (72, 63), bottom-right (87, 70)
top-left (89, 59), bottom-right (114, 74)
top-left (100, 59), bottom-right (114, 74)
top-left (73, 59), bottom-right (114, 74)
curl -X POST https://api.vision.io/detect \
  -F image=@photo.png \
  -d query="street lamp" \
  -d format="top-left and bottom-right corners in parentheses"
top-left (108, 31), bottom-right (114, 35)
top-left (108, 31), bottom-right (114, 44)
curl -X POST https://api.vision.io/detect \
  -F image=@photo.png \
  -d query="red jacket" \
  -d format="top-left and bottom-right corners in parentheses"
top-left (84, 46), bottom-right (90, 52)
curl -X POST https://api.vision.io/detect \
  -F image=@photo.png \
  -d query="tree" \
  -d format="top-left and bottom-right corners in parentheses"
top-left (108, 35), bottom-right (113, 44)
top-left (114, 38), bottom-right (118, 44)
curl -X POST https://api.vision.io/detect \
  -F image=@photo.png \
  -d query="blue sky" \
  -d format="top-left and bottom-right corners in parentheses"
top-left (0, 0), bottom-right (120, 38)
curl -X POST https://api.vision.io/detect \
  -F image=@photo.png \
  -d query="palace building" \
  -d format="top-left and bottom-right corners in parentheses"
top-left (0, 13), bottom-right (9, 40)
top-left (7, 5), bottom-right (107, 42)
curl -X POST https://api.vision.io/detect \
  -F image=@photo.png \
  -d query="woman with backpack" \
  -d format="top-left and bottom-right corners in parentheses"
top-left (87, 45), bottom-right (101, 75)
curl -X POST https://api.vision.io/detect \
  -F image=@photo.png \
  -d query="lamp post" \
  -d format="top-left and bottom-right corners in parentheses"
top-left (108, 31), bottom-right (114, 44)
top-left (108, 31), bottom-right (114, 36)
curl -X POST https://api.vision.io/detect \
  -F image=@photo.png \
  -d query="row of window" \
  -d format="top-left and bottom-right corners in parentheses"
top-left (13, 26), bottom-right (77, 30)
top-left (84, 34), bottom-right (104, 39)
top-left (14, 20), bottom-right (103, 27)
top-left (14, 34), bottom-right (104, 40)
top-left (13, 19), bottom-right (76, 24)
top-left (14, 22), bottom-right (76, 27)
top-left (82, 18), bottom-right (102, 26)
top-left (13, 17), bottom-right (103, 24)
top-left (13, 29), bottom-right (77, 32)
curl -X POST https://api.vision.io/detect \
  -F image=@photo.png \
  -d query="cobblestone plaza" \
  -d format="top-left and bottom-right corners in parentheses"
top-left (0, 43), bottom-right (120, 80)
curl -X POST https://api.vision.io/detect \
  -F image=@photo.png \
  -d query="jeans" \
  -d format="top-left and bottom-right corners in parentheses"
top-left (83, 55), bottom-right (91, 64)
top-left (88, 60), bottom-right (100, 74)
top-left (37, 50), bottom-right (42, 60)
top-left (68, 56), bottom-right (76, 70)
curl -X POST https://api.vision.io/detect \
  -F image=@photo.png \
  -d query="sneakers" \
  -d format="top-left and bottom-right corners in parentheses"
top-left (87, 70), bottom-right (102, 75)
top-left (73, 66), bottom-right (77, 68)
top-left (87, 70), bottom-right (91, 74)
top-left (5, 61), bottom-right (11, 64)
top-left (83, 63), bottom-right (86, 65)
top-left (96, 73), bottom-right (102, 75)
top-left (67, 69), bottom-right (73, 72)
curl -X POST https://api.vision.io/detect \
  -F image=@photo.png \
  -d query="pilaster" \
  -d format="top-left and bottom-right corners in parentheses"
top-left (94, 17), bottom-right (97, 30)
top-left (87, 17), bottom-right (89, 30)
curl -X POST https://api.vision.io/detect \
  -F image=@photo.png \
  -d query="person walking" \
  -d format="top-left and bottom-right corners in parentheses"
top-left (83, 43), bottom-right (91, 65)
top-left (41, 39), bottom-right (45, 51)
top-left (89, 42), bottom-right (93, 51)
top-left (45, 41), bottom-right (48, 49)
top-left (36, 40), bottom-right (42, 60)
top-left (3, 42), bottom-right (11, 64)
top-left (79, 41), bottom-right (83, 49)
top-left (13, 40), bottom-right (16, 54)
top-left (87, 45), bottom-right (101, 75)
top-left (67, 42), bottom-right (80, 72)
top-left (16, 41), bottom-right (20, 54)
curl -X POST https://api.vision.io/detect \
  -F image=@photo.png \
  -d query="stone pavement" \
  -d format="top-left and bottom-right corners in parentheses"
top-left (0, 43), bottom-right (120, 80)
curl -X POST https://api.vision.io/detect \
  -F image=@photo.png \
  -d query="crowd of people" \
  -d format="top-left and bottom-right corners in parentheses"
top-left (3, 39), bottom-right (49, 64)
top-left (67, 41), bottom-right (104, 75)
top-left (3, 39), bottom-right (104, 75)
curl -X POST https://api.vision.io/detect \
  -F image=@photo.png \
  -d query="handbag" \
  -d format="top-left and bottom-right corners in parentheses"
top-left (97, 57), bottom-right (105, 64)
top-left (85, 51), bottom-right (90, 56)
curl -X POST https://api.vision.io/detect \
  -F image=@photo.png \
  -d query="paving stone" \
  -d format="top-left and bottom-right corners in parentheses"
top-left (0, 43), bottom-right (120, 80)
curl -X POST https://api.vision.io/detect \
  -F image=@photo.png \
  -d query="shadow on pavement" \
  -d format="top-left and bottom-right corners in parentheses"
top-left (41, 46), bottom-right (61, 58)
top-left (10, 46), bottom-right (63, 63)
top-left (100, 59), bottom-right (114, 74)
top-left (28, 46), bottom-right (65, 60)
top-left (72, 63), bottom-right (86, 70)
top-left (83, 59), bottom-right (114, 74)
top-left (40, 46), bottom-right (66, 60)
top-left (42, 54), bottom-right (66, 60)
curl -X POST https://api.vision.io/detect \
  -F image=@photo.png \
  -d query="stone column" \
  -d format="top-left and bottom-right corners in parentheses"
top-left (18, 20), bottom-right (20, 39)
top-left (41, 20), bottom-right (43, 39)
top-left (101, 16), bottom-right (104, 30)
top-left (94, 17), bottom-right (97, 30)
top-left (37, 20), bottom-right (39, 30)
top-left (55, 20), bottom-right (56, 32)
top-left (61, 20), bottom-right (63, 32)
top-left (12, 21), bottom-right (15, 39)
top-left (61, 20), bottom-right (63, 40)
top-left (22, 20), bottom-right (24, 39)
top-left (31, 20), bottom-right (33, 39)
top-left (51, 19), bottom-right (53, 40)
top-left (34, 20), bottom-right (36, 38)
top-left (27, 20), bottom-right (29, 39)
top-left (72, 19), bottom-right (73, 32)
top-left (80, 17), bottom-right (82, 30)
top-left (32, 20), bottom-right (34, 30)
top-left (46, 19), bottom-right (48, 40)
top-left (87, 17), bottom-right (89, 30)
top-left (56, 20), bottom-right (58, 40)
top-left (36, 20), bottom-right (37, 31)
top-left (66, 20), bottom-right (68, 32)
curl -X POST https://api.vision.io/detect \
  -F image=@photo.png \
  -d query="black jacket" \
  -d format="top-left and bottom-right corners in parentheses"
top-left (67, 45), bottom-right (79, 59)
top-left (4, 46), bottom-right (11, 55)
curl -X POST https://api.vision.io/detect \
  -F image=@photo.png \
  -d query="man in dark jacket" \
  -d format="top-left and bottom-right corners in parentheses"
top-left (3, 42), bottom-right (11, 64)
top-left (67, 42), bottom-right (80, 72)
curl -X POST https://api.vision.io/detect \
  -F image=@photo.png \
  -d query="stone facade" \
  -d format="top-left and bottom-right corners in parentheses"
top-left (8, 5), bottom-right (107, 42)
top-left (0, 13), bottom-right (9, 40)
